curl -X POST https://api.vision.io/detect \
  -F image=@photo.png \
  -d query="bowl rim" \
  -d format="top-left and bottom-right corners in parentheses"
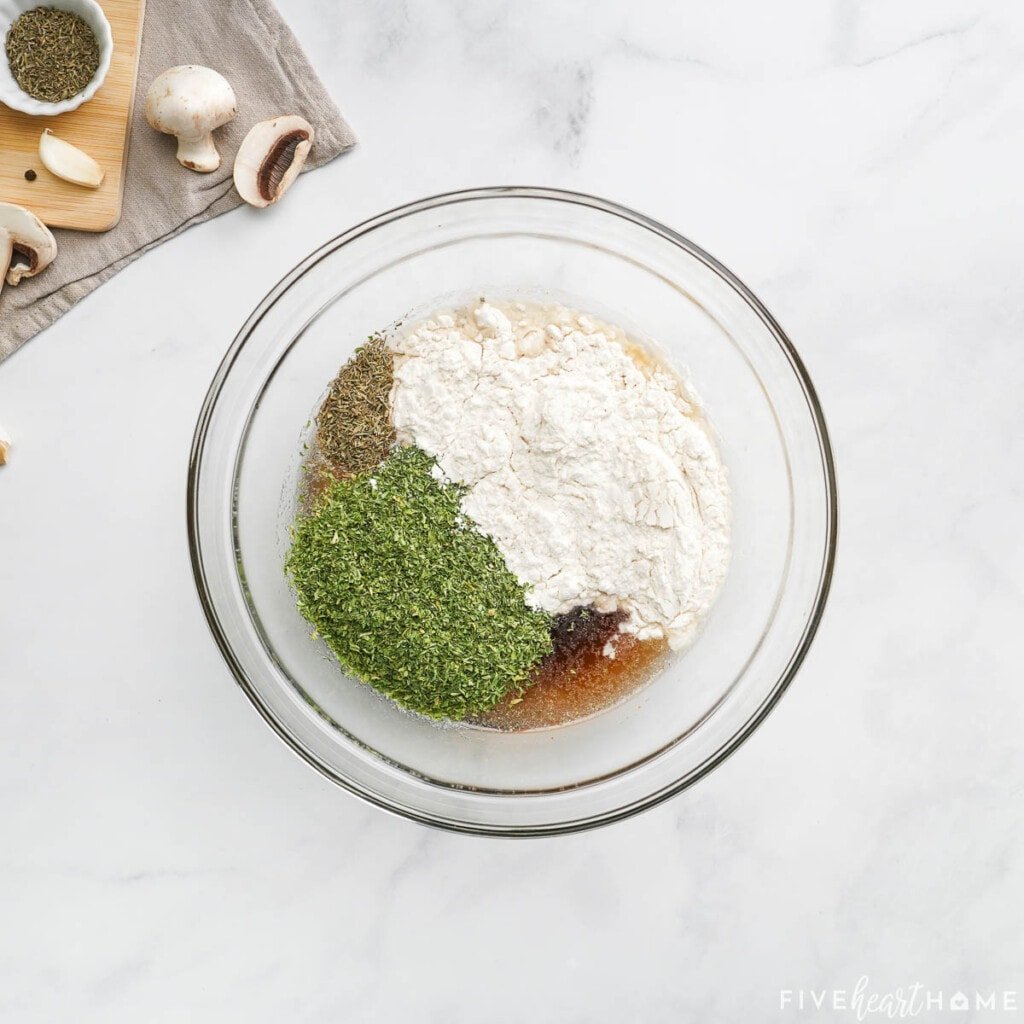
top-left (187, 185), bottom-right (839, 837)
top-left (0, 0), bottom-right (114, 115)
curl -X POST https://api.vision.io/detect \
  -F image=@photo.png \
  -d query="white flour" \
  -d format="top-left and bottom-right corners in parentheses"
top-left (389, 301), bottom-right (730, 650)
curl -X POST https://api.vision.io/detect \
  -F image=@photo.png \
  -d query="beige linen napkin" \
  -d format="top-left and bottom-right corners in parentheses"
top-left (0, 0), bottom-right (355, 360)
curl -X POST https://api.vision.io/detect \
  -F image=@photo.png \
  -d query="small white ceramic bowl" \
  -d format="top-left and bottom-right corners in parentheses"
top-left (0, 0), bottom-right (113, 115)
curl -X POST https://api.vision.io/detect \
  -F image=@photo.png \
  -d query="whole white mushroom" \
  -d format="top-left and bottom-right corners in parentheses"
top-left (145, 66), bottom-right (237, 173)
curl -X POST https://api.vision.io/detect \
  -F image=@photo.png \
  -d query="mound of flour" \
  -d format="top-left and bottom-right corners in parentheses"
top-left (389, 302), bottom-right (730, 649)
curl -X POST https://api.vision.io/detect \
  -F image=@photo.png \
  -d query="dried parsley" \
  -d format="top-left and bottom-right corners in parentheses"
top-left (316, 334), bottom-right (395, 478)
top-left (5, 7), bottom-right (100, 103)
top-left (286, 445), bottom-right (553, 720)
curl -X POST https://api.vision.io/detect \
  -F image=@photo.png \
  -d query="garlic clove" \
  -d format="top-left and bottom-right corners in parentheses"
top-left (0, 421), bottom-right (11, 465)
top-left (233, 115), bottom-right (314, 208)
top-left (38, 130), bottom-right (105, 189)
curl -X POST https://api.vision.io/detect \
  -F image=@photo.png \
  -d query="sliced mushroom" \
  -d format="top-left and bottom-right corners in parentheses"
top-left (0, 421), bottom-right (10, 466)
top-left (39, 130), bottom-right (105, 189)
top-left (145, 66), bottom-right (237, 172)
top-left (233, 115), bottom-right (314, 208)
top-left (0, 202), bottom-right (57, 300)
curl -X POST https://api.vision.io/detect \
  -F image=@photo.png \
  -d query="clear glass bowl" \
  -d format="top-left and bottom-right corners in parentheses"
top-left (188, 187), bottom-right (837, 836)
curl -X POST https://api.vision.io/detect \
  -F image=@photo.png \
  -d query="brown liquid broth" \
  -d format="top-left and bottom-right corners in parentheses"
top-left (478, 612), bottom-right (670, 731)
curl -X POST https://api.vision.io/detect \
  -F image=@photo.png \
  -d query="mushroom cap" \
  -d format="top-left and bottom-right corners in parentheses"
top-left (145, 65), bottom-right (237, 140)
top-left (0, 201), bottom-right (58, 286)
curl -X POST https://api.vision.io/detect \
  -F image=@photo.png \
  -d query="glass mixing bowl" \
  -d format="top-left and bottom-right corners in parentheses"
top-left (188, 187), bottom-right (837, 836)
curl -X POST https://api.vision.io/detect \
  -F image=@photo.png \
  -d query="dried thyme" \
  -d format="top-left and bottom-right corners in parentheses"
top-left (316, 335), bottom-right (395, 477)
top-left (286, 446), bottom-right (552, 720)
top-left (5, 7), bottom-right (100, 103)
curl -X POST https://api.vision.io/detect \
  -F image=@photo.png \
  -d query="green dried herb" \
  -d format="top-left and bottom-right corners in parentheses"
top-left (316, 335), bottom-right (395, 478)
top-left (5, 7), bottom-right (100, 103)
top-left (286, 446), bottom-right (553, 720)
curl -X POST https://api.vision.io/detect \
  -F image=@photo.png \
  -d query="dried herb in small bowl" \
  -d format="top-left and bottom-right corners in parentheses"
top-left (5, 7), bottom-right (100, 103)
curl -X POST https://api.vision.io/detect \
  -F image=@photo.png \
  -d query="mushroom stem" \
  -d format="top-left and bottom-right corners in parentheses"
top-left (175, 133), bottom-right (220, 173)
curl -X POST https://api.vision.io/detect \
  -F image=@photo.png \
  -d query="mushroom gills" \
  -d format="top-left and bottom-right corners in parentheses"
top-left (234, 116), bottom-right (314, 207)
top-left (10, 241), bottom-right (41, 279)
top-left (260, 131), bottom-right (308, 197)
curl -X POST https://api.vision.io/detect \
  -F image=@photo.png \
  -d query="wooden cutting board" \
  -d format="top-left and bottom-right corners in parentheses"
top-left (0, 0), bottom-right (146, 232)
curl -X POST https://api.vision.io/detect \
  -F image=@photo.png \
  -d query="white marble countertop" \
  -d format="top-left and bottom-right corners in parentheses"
top-left (2, 1), bottom-right (1022, 1020)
